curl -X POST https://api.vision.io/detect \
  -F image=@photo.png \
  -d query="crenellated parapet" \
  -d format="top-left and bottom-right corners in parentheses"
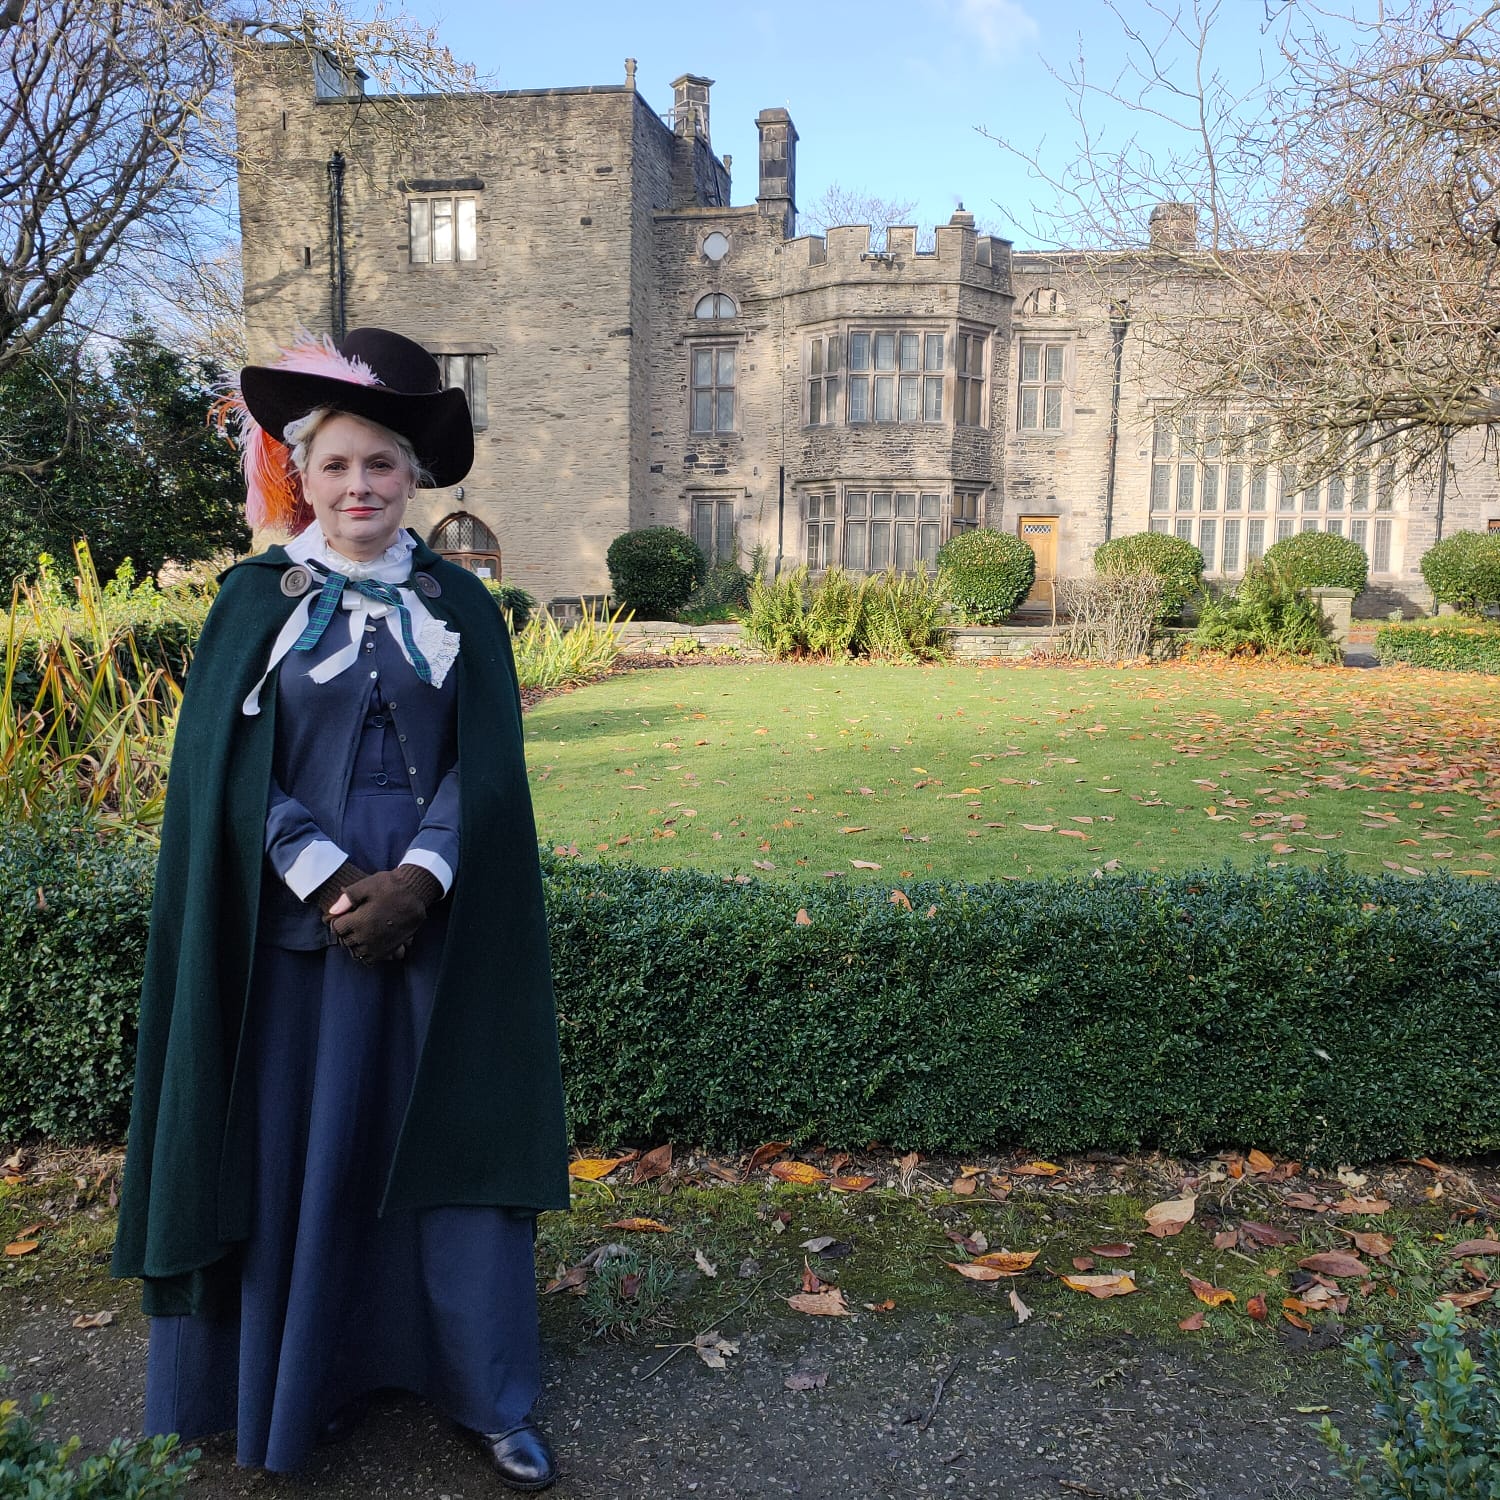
top-left (782, 212), bottom-right (1012, 294)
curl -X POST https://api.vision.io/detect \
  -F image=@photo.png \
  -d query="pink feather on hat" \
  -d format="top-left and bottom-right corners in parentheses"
top-left (211, 329), bottom-right (383, 532)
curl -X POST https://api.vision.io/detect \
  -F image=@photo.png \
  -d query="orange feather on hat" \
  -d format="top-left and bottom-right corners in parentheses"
top-left (211, 330), bottom-right (383, 533)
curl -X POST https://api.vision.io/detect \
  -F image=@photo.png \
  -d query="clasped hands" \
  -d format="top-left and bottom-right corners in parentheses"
top-left (312, 861), bottom-right (443, 964)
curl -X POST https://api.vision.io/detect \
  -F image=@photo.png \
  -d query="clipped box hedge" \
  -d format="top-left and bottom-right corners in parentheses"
top-left (5, 831), bottom-right (1500, 1164)
top-left (1375, 617), bottom-right (1500, 673)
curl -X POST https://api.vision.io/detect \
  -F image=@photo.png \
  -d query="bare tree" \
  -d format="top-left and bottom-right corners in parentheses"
top-left (993, 0), bottom-right (1500, 473)
top-left (0, 0), bottom-right (478, 474)
top-left (799, 183), bottom-right (921, 248)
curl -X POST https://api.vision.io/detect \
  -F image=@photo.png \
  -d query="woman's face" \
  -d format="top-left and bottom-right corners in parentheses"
top-left (302, 412), bottom-right (414, 561)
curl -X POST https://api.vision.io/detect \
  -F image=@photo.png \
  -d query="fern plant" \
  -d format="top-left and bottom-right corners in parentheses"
top-left (744, 567), bottom-right (811, 659)
top-left (806, 568), bottom-right (867, 657)
top-left (859, 568), bottom-right (950, 661)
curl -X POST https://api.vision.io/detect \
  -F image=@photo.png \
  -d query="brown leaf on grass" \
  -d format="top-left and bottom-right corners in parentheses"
top-left (1449, 1239), bottom-right (1500, 1258)
top-left (1022, 824), bottom-right (1055, 832)
top-left (973, 1250), bottom-right (1039, 1274)
top-left (4, 1241), bottom-right (39, 1257)
top-left (1438, 1288), bottom-right (1496, 1310)
top-left (568, 1156), bottom-right (628, 1181)
top-left (788, 1288), bottom-right (849, 1316)
top-left (1009, 1288), bottom-right (1033, 1323)
top-left (1213, 1230), bottom-right (1238, 1250)
top-left (543, 1265), bottom-right (590, 1295)
top-left (771, 1160), bottom-right (828, 1186)
top-left (850, 859), bottom-right (883, 870)
top-left (1414, 1156), bottom-right (1453, 1176)
top-left (801, 1261), bottom-right (826, 1294)
top-left (831, 1174), bottom-right (877, 1193)
top-left (1183, 1271), bottom-right (1236, 1307)
top-left (1299, 1251), bottom-right (1368, 1278)
top-left (1341, 1230), bottom-right (1395, 1258)
top-left (1330, 1195), bottom-right (1392, 1214)
top-left (1091, 1243), bottom-right (1135, 1259)
top-left (1009, 1160), bottom-right (1063, 1177)
top-left (1072, 1256), bottom-right (1096, 1272)
top-left (71, 1310), bottom-right (114, 1330)
top-left (948, 1261), bottom-right (1007, 1282)
top-left (746, 1141), bottom-right (791, 1176)
top-left (1240, 1221), bottom-right (1299, 1248)
top-left (951, 1175), bottom-right (977, 1196)
top-left (1283, 1193), bottom-right (1329, 1211)
top-left (633, 1144), bottom-right (673, 1184)
top-left (1283, 1310), bottom-right (1313, 1331)
top-left (839, 826), bottom-right (870, 835)
top-left (1143, 1195), bottom-right (1196, 1237)
top-left (1247, 1295), bottom-right (1268, 1322)
top-left (1061, 1273), bottom-right (1137, 1299)
top-left (794, 909), bottom-right (812, 926)
top-left (602, 1217), bottom-right (673, 1233)
top-left (864, 1298), bottom-right (897, 1312)
top-left (753, 859), bottom-right (775, 871)
top-left (619, 1272), bottom-right (642, 1301)
top-left (1179, 1309), bottom-right (1207, 1331)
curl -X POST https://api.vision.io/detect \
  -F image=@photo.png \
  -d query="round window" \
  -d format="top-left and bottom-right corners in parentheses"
top-left (702, 231), bottom-right (730, 263)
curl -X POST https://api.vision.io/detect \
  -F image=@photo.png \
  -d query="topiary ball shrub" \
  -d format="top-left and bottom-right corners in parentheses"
top-left (1262, 530), bottom-right (1368, 594)
top-left (1094, 532), bottom-right (1204, 621)
top-left (1420, 530), bottom-right (1500, 612)
top-left (935, 529), bottom-right (1036, 624)
top-left (605, 527), bottom-right (706, 620)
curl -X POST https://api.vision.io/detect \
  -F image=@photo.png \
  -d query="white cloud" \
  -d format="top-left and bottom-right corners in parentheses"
top-left (947, 0), bottom-right (1039, 60)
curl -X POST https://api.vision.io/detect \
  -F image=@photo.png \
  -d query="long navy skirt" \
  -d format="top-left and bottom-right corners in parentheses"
top-left (145, 783), bottom-right (541, 1472)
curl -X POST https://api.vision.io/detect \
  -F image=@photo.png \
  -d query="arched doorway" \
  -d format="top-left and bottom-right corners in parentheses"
top-left (430, 511), bottom-right (502, 579)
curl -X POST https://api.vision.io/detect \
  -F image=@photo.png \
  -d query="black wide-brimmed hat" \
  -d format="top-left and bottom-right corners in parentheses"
top-left (239, 327), bottom-right (473, 489)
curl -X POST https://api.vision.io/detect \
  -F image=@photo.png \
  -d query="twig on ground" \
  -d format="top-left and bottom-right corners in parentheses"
top-left (915, 1358), bottom-right (960, 1432)
top-left (638, 1274), bottom-right (773, 1380)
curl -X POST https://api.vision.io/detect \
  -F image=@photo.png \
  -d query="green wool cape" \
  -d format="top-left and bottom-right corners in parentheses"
top-left (111, 541), bottom-right (570, 1316)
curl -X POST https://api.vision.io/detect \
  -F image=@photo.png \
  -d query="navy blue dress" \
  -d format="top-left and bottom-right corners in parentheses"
top-left (144, 618), bottom-right (540, 1472)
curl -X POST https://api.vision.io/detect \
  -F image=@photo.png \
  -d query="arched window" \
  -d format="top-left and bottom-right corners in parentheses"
top-left (694, 292), bottom-right (737, 319)
top-left (431, 511), bottom-right (502, 579)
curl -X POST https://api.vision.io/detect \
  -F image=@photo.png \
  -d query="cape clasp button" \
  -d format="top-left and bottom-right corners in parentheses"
top-left (413, 572), bottom-right (442, 599)
top-left (280, 566), bottom-right (313, 598)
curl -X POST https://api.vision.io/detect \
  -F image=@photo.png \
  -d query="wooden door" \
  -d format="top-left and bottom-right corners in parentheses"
top-left (1018, 516), bottom-right (1058, 603)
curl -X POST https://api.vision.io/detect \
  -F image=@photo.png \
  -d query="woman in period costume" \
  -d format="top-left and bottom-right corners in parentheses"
top-left (112, 327), bottom-right (569, 1492)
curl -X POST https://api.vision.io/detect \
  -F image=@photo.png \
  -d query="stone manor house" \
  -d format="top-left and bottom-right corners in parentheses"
top-left (235, 47), bottom-right (1500, 613)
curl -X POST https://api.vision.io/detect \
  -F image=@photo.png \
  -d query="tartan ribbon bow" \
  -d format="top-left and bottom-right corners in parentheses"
top-left (292, 567), bottom-right (433, 684)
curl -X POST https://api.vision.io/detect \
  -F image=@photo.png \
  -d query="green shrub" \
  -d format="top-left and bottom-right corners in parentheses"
top-left (679, 559), bottom-right (752, 624)
top-left (1421, 530), bottom-right (1500, 612)
top-left (1094, 532), bottom-right (1204, 621)
top-left (935, 529), bottom-right (1035, 624)
top-left (1374, 616), bottom-right (1500, 673)
top-left (0, 1377), bottom-right (196, 1497)
top-left (605, 528), bottom-right (705, 620)
top-left (744, 567), bottom-right (811, 659)
top-left (858, 568), bottom-right (951, 661)
top-left (1263, 530), bottom-right (1369, 594)
top-left (481, 580), bottom-right (536, 632)
top-left (0, 822), bottom-right (155, 1139)
top-left (1192, 563), bottom-right (1339, 663)
top-left (16, 832), bottom-right (1500, 1163)
top-left (1318, 1302), bottom-right (1500, 1498)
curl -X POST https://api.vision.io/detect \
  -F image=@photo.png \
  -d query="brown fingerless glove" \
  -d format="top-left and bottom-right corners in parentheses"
top-left (308, 860), bottom-right (371, 917)
top-left (329, 864), bottom-right (443, 963)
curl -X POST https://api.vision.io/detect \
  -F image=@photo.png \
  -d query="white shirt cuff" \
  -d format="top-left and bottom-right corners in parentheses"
top-left (399, 849), bottom-right (453, 895)
top-left (285, 840), bottom-right (350, 901)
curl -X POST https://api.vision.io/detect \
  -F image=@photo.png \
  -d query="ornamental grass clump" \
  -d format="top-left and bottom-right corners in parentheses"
top-left (935, 528), bottom-right (1035, 624)
top-left (1264, 529), bottom-right (1370, 594)
top-left (1094, 532), bottom-right (1204, 622)
top-left (1318, 1301), bottom-right (1500, 1499)
top-left (510, 600), bottom-right (628, 690)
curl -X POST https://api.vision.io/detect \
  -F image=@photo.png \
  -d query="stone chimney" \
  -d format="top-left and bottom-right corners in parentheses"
top-left (672, 74), bottom-right (713, 140)
top-left (1149, 201), bottom-right (1198, 250)
top-left (756, 108), bottom-right (798, 239)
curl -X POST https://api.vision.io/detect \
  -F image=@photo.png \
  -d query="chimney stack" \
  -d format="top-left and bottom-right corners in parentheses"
top-left (756, 108), bottom-right (798, 239)
top-left (1148, 201), bottom-right (1198, 250)
top-left (672, 74), bottom-right (713, 140)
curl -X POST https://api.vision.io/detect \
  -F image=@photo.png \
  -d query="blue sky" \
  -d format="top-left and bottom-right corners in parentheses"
top-left (410, 0), bottom-right (1377, 246)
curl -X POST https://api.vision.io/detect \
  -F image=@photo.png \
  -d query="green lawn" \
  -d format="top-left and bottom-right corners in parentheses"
top-left (523, 659), bottom-right (1500, 883)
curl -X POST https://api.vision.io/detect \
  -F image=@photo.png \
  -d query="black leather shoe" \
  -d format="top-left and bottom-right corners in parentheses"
top-left (469, 1420), bottom-right (556, 1491)
top-left (317, 1395), bottom-right (369, 1446)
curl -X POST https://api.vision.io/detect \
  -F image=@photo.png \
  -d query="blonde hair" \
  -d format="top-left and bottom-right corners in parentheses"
top-left (283, 406), bottom-right (435, 488)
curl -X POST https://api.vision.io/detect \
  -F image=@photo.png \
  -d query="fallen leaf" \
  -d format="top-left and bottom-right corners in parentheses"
top-left (784, 1370), bottom-right (828, 1391)
top-left (753, 859), bottom-right (775, 871)
top-left (1299, 1251), bottom-right (1368, 1278)
top-left (951, 1175), bottom-right (976, 1196)
top-left (1449, 1239), bottom-right (1500, 1258)
top-left (1091, 1243), bottom-right (1135, 1259)
top-left (1283, 1193), bottom-right (1328, 1211)
top-left (1247, 1149), bottom-right (1276, 1175)
top-left (1342, 1230), bottom-right (1395, 1258)
top-left (1022, 823), bottom-right (1055, 832)
top-left (831, 1174), bottom-right (877, 1193)
top-left (801, 1235), bottom-right (837, 1253)
top-left (1143, 1195), bottom-right (1196, 1238)
top-left (70, 1310), bottom-right (115, 1329)
top-left (1213, 1230), bottom-right (1238, 1251)
top-left (864, 1298), bottom-right (896, 1312)
top-left (1009, 1160), bottom-right (1063, 1177)
top-left (1183, 1271), bottom-right (1236, 1307)
top-left (1438, 1288), bottom-right (1495, 1310)
top-left (794, 909), bottom-right (812, 926)
top-left (788, 1288), bottom-right (849, 1316)
top-left (1247, 1295), bottom-right (1268, 1322)
top-left (972, 1250), bottom-right (1039, 1275)
top-left (1009, 1287), bottom-right (1034, 1323)
top-left (890, 889), bottom-right (912, 910)
top-left (602, 1217), bottom-right (673, 1233)
top-left (543, 1265), bottom-right (589, 1295)
top-left (1240, 1221), bottom-right (1299, 1248)
top-left (694, 1249), bottom-right (718, 1278)
top-left (569, 1157), bottom-right (627, 1181)
top-left (1332, 1197), bottom-right (1391, 1215)
top-left (4, 1241), bottom-right (39, 1257)
top-left (1178, 1309), bottom-right (1207, 1331)
top-left (771, 1161), bottom-right (828, 1186)
top-left (839, 826), bottom-right (870, 835)
top-left (801, 1261), bottom-right (826, 1294)
top-left (1283, 1310), bottom-right (1313, 1331)
top-left (1072, 1255), bottom-right (1096, 1271)
top-left (948, 1260), bottom-right (1006, 1281)
top-left (634, 1144), bottom-right (673, 1184)
top-left (746, 1141), bottom-right (791, 1176)
top-left (694, 1330), bottom-right (739, 1369)
top-left (1061, 1273), bottom-right (1137, 1299)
